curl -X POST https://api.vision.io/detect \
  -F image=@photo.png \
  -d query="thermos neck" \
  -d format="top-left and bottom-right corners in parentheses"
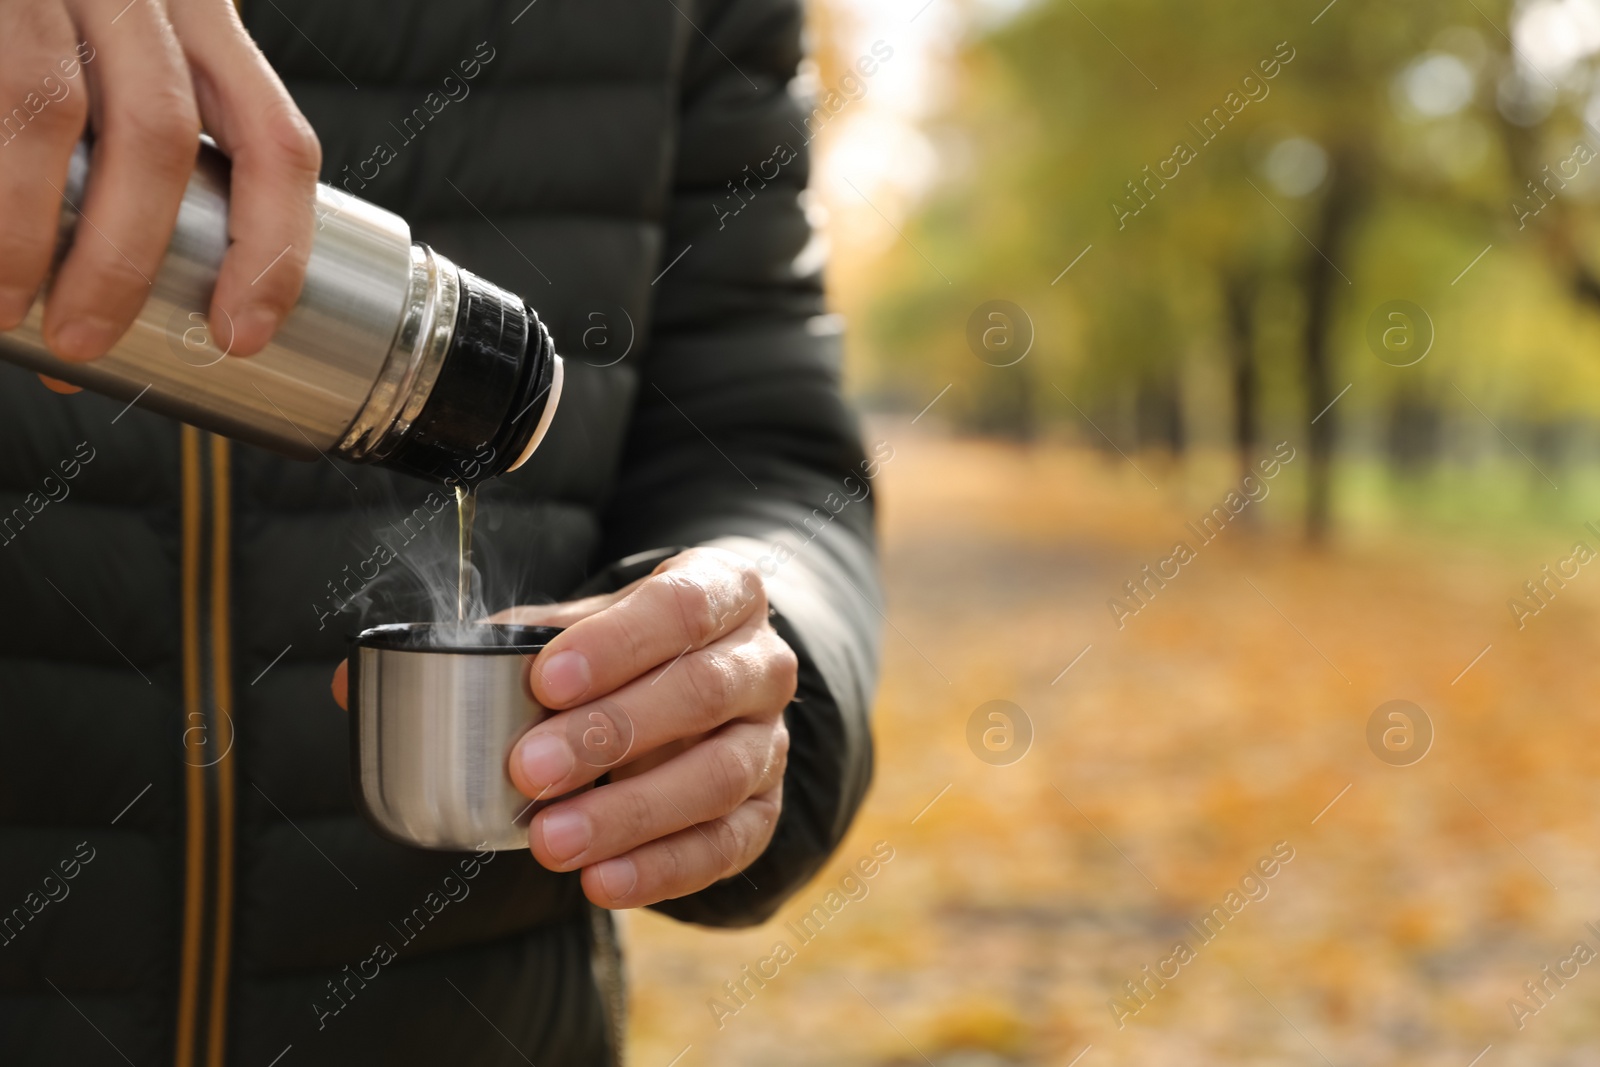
top-left (336, 244), bottom-right (562, 485)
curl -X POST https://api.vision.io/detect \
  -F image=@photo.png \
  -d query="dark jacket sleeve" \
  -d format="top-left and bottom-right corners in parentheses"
top-left (593, 0), bottom-right (882, 927)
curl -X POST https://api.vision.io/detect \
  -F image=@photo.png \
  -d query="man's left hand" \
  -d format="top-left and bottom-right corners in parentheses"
top-left (493, 547), bottom-right (796, 909)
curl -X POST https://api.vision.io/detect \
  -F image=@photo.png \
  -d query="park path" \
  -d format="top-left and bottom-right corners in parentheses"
top-left (627, 423), bottom-right (1600, 1067)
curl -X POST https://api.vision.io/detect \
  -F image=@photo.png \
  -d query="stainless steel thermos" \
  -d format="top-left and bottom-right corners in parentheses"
top-left (351, 623), bottom-right (562, 851)
top-left (0, 138), bottom-right (563, 484)
top-left (2, 140), bottom-right (574, 851)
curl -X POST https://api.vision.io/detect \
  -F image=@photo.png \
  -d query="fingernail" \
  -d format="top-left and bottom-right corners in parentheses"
top-left (538, 649), bottom-right (591, 705)
top-left (594, 857), bottom-right (637, 901)
top-left (51, 317), bottom-right (116, 362)
top-left (230, 306), bottom-right (279, 355)
top-left (517, 731), bottom-right (574, 791)
top-left (540, 809), bottom-right (592, 864)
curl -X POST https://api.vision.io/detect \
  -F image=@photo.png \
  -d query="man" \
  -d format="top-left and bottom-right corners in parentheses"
top-left (0, 1), bottom-right (881, 1064)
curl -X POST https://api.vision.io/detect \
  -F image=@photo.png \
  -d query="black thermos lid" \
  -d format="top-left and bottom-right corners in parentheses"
top-left (382, 267), bottom-right (558, 486)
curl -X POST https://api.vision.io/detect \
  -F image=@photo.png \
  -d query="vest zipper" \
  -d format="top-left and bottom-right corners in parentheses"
top-left (176, 426), bottom-right (206, 1067)
top-left (206, 433), bottom-right (238, 1067)
top-left (176, 429), bottom-right (237, 1066)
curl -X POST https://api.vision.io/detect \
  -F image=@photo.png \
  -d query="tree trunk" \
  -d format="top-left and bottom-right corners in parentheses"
top-left (1224, 272), bottom-right (1259, 482)
top-left (1302, 163), bottom-right (1360, 543)
top-left (1135, 375), bottom-right (1184, 456)
top-left (1491, 113), bottom-right (1600, 312)
top-left (1387, 385), bottom-right (1441, 473)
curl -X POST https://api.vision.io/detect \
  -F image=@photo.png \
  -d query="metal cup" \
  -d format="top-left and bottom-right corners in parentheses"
top-left (350, 622), bottom-right (560, 851)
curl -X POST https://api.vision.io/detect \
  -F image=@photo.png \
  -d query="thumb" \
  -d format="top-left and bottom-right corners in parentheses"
top-left (335, 589), bottom-right (637, 712)
top-left (488, 579), bottom-right (645, 630)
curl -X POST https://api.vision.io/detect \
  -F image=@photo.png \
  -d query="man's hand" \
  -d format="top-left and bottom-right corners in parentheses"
top-left (325, 549), bottom-right (797, 908)
top-left (0, 0), bottom-right (320, 362)
top-left (494, 548), bottom-right (797, 909)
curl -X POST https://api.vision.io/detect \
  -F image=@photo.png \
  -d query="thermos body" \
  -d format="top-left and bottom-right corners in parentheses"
top-left (351, 623), bottom-right (562, 851)
top-left (0, 140), bottom-right (561, 483)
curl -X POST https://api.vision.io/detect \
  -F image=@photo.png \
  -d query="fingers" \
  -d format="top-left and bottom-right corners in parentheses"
top-left (0, 4), bottom-right (90, 328)
top-left (509, 618), bottom-right (797, 799)
top-left (38, 374), bottom-right (82, 394)
top-left (528, 548), bottom-right (769, 710)
top-left (580, 782), bottom-right (784, 910)
top-left (46, 0), bottom-right (200, 362)
top-left (170, 0), bottom-right (319, 356)
top-left (330, 659), bottom-right (347, 710)
top-left (528, 718), bottom-right (787, 877)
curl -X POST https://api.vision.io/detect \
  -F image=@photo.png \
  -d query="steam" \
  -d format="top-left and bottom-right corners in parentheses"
top-left (354, 492), bottom-right (493, 647)
top-left (326, 474), bottom-right (563, 649)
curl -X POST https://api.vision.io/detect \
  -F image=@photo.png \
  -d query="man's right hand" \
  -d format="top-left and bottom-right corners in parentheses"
top-left (0, 0), bottom-right (322, 363)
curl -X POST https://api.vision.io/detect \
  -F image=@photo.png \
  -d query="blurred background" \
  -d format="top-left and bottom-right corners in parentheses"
top-left (628, 0), bottom-right (1600, 1063)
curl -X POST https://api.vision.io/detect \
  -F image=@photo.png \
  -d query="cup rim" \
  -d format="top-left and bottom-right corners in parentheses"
top-left (353, 621), bottom-right (562, 654)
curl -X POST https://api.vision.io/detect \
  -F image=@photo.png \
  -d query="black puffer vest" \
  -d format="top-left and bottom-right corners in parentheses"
top-left (0, 1), bottom-right (880, 1064)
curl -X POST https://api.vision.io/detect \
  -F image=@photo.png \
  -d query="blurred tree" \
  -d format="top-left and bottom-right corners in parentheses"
top-left (851, 0), bottom-right (1600, 537)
